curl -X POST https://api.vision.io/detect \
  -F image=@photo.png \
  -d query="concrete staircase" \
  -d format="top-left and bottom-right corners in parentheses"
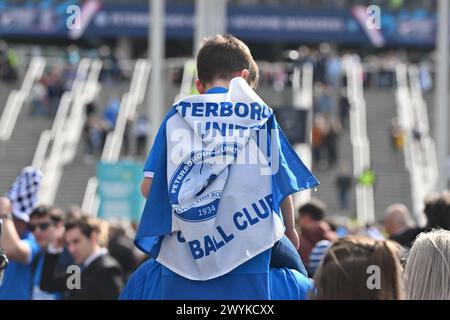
top-left (364, 88), bottom-right (411, 219)
top-left (52, 137), bottom-right (97, 211)
top-left (0, 98), bottom-right (53, 194)
top-left (311, 126), bottom-right (355, 218)
top-left (311, 88), bottom-right (412, 222)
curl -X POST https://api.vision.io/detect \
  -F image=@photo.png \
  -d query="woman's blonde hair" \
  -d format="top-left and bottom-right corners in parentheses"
top-left (311, 235), bottom-right (403, 300)
top-left (404, 229), bottom-right (450, 300)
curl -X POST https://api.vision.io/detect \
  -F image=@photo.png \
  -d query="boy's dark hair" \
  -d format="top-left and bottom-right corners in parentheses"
top-left (30, 205), bottom-right (63, 224)
top-left (424, 191), bottom-right (450, 230)
top-left (197, 34), bottom-right (259, 88)
top-left (298, 198), bottom-right (326, 221)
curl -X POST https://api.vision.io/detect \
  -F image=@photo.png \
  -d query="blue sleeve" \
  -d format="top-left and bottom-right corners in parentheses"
top-left (143, 109), bottom-right (177, 174)
top-left (119, 259), bottom-right (162, 300)
top-left (272, 117), bottom-right (319, 210)
top-left (269, 268), bottom-right (313, 300)
top-left (143, 123), bottom-right (166, 174)
top-left (23, 233), bottom-right (41, 264)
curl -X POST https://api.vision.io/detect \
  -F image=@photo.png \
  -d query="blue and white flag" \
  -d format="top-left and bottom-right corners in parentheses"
top-left (136, 77), bottom-right (319, 282)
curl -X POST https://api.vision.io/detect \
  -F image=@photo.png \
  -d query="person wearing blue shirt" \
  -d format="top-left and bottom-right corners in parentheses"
top-left (28, 206), bottom-right (70, 300)
top-left (120, 258), bottom-right (313, 300)
top-left (132, 35), bottom-right (319, 299)
top-left (0, 197), bottom-right (41, 300)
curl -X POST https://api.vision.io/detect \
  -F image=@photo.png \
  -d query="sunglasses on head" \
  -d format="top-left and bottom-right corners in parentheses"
top-left (29, 222), bottom-right (51, 232)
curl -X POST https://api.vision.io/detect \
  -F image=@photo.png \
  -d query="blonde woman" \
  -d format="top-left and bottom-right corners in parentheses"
top-left (404, 229), bottom-right (450, 300)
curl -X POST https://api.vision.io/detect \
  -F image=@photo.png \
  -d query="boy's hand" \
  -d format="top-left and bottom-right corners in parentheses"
top-left (140, 177), bottom-right (152, 198)
top-left (285, 227), bottom-right (300, 250)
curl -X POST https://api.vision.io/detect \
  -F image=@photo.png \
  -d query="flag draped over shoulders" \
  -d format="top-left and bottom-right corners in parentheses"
top-left (134, 77), bottom-right (318, 298)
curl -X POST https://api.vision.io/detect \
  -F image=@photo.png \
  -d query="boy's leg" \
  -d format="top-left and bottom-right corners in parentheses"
top-left (270, 235), bottom-right (308, 277)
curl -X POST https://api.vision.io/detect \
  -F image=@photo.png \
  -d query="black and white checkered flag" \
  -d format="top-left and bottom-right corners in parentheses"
top-left (5, 167), bottom-right (43, 223)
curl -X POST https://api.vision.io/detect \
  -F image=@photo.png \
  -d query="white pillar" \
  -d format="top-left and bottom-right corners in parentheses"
top-left (195, 0), bottom-right (227, 54)
top-left (435, 0), bottom-right (449, 191)
top-left (149, 0), bottom-right (165, 144)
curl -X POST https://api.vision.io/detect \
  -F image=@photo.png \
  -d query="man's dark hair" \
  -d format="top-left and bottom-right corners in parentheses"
top-left (30, 205), bottom-right (63, 224)
top-left (298, 198), bottom-right (327, 221)
top-left (64, 215), bottom-right (108, 246)
top-left (197, 34), bottom-right (259, 88)
top-left (424, 191), bottom-right (450, 230)
top-left (65, 215), bottom-right (101, 239)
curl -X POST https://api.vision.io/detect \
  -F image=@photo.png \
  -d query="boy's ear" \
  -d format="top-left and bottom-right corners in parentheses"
top-left (235, 69), bottom-right (250, 81)
top-left (195, 79), bottom-right (206, 94)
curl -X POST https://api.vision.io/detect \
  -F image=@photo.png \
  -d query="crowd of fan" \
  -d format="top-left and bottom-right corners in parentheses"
top-left (82, 99), bottom-right (151, 163)
top-left (1, 38), bottom-right (446, 299)
top-left (17, 43), bottom-right (150, 162)
top-left (1, 182), bottom-right (449, 299)
top-left (296, 192), bottom-right (450, 299)
top-left (0, 194), bottom-right (144, 300)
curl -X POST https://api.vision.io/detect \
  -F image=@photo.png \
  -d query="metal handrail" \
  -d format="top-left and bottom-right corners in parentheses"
top-left (38, 59), bottom-right (102, 205)
top-left (292, 63), bottom-right (314, 209)
top-left (409, 65), bottom-right (438, 189)
top-left (31, 129), bottom-right (51, 171)
top-left (409, 64), bottom-right (437, 221)
top-left (101, 59), bottom-right (151, 163)
top-left (81, 177), bottom-right (100, 216)
top-left (0, 56), bottom-right (46, 140)
top-left (32, 58), bottom-right (91, 173)
top-left (62, 59), bottom-right (102, 164)
top-left (101, 94), bottom-right (131, 163)
top-left (81, 59), bottom-right (151, 215)
top-left (344, 54), bottom-right (375, 224)
top-left (395, 63), bottom-right (437, 226)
